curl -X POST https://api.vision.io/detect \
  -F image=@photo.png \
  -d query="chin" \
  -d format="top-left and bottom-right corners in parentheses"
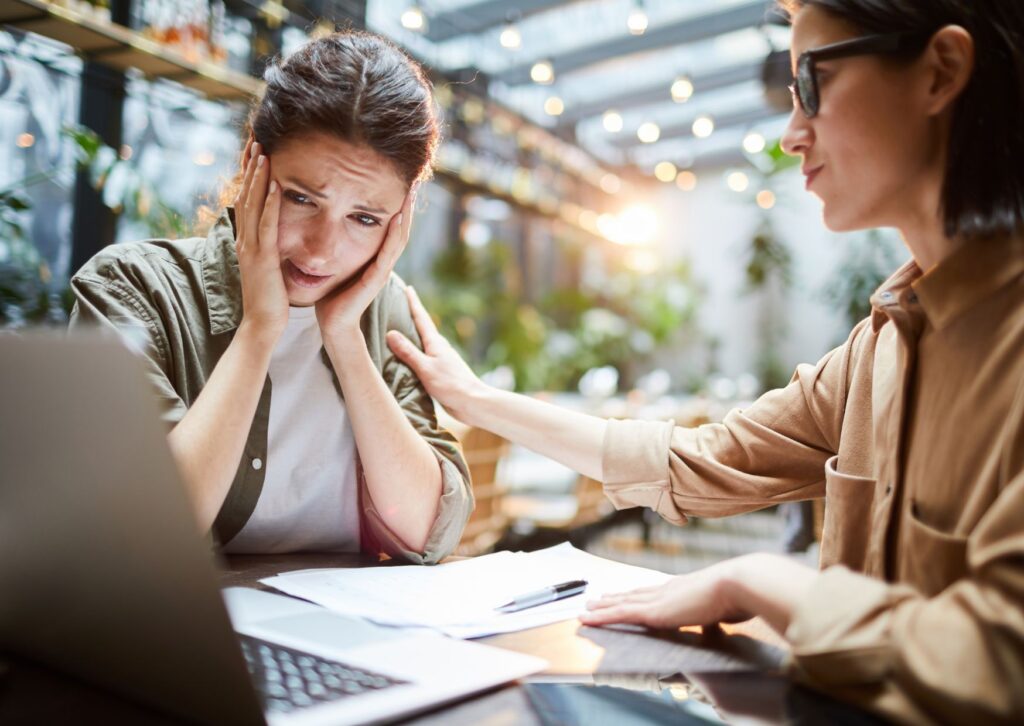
top-left (821, 205), bottom-right (868, 234)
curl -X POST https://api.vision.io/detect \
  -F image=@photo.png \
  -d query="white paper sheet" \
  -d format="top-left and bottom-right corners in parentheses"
top-left (260, 543), bottom-right (672, 638)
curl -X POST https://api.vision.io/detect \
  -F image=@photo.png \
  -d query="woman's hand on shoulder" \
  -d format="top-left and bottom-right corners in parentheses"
top-left (315, 186), bottom-right (417, 344)
top-left (234, 137), bottom-right (289, 346)
top-left (386, 285), bottom-right (485, 422)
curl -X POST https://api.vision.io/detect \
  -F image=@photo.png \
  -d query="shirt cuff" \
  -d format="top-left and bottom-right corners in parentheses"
top-left (601, 418), bottom-right (686, 525)
top-left (786, 566), bottom-right (914, 687)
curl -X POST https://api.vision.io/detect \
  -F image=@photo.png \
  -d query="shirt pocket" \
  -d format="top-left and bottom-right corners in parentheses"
top-left (902, 500), bottom-right (969, 597)
top-left (820, 455), bottom-right (875, 571)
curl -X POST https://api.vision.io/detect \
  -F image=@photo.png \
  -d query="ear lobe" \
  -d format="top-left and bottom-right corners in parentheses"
top-left (925, 25), bottom-right (975, 115)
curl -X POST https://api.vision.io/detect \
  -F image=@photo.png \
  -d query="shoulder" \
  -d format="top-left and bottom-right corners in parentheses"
top-left (73, 236), bottom-right (206, 285)
top-left (72, 236), bottom-right (208, 300)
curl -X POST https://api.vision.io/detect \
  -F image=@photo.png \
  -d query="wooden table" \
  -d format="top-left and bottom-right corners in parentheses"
top-left (219, 553), bottom-right (884, 725)
top-left (0, 552), bottom-right (884, 725)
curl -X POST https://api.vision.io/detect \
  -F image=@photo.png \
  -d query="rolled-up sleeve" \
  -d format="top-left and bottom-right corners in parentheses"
top-left (600, 320), bottom-right (872, 525)
top-left (359, 278), bottom-right (473, 565)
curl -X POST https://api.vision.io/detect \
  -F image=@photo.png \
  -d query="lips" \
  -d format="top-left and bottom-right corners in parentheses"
top-left (803, 165), bottom-right (824, 189)
top-left (285, 260), bottom-right (332, 289)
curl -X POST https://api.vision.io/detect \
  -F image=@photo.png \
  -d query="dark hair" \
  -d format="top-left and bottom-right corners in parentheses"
top-left (779, 0), bottom-right (1024, 240)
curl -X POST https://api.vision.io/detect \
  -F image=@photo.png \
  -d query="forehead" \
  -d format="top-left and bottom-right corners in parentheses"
top-left (791, 5), bottom-right (864, 63)
top-left (272, 132), bottom-right (407, 207)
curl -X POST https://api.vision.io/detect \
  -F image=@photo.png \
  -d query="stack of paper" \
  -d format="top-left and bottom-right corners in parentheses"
top-left (261, 543), bottom-right (672, 638)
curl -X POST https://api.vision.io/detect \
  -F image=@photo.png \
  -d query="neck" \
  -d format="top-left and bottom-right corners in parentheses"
top-left (898, 213), bottom-right (963, 272)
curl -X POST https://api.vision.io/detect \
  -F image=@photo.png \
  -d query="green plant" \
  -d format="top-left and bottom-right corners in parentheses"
top-left (0, 125), bottom-right (188, 328)
top-left (822, 228), bottom-right (905, 331)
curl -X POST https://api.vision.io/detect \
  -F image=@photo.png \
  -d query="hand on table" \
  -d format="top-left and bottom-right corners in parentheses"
top-left (580, 553), bottom-right (819, 636)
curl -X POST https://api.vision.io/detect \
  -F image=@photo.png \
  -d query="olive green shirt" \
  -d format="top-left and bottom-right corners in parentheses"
top-left (69, 210), bottom-right (472, 564)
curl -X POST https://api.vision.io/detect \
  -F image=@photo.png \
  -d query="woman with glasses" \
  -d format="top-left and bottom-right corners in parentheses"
top-left (388, 0), bottom-right (1024, 720)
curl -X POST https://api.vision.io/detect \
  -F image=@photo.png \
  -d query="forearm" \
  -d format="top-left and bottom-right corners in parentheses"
top-left (326, 332), bottom-right (442, 553)
top-left (167, 322), bottom-right (274, 532)
top-left (459, 385), bottom-right (608, 481)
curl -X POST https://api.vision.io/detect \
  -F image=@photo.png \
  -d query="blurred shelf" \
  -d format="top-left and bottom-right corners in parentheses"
top-left (0, 0), bottom-right (262, 100)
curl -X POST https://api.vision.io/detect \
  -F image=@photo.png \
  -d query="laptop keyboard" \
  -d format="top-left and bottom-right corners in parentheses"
top-left (238, 633), bottom-right (408, 714)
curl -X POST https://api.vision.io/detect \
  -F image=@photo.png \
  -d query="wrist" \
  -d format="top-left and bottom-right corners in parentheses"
top-left (235, 318), bottom-right (281, 354)
top-left (457, 380), bottom-right (501, 428)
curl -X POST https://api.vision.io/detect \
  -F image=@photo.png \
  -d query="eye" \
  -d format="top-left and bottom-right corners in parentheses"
top-left (350, 213), bottom-right (381, 228)
top-left (284, 190), bottom-right (313, 206)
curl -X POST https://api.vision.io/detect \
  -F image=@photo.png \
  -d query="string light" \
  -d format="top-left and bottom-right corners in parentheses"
top-left (627, 1), bottom-right (648, 35)
top-left (543, 96), bottom-right (565, 116)
top-left (16, 133), bottom-right (34, 148)
top-left (743, 132), bottom-right (766, 154)
top-left (692, 115), bottom-right (715, 139)
top-left (676, 170), bottom-right (698, 190)
top-left (654, 161), bottom-right (677, 182)
top-left (637, 122), bottom-right (661, 143)
top-left (499, 23), bottom-right (521, 49)
top-left (400, 3), bottom-right (426, 31)
top-left (602, 110), bottom-right (623, 133)
top-left (757, 190), bottom-right (776, 209)
top-left (530, 60), bottom-right (554, 84)
top-left (671, 76), bottom-right (694, 102)
top-left (727, 171), bottom-right (750, 192)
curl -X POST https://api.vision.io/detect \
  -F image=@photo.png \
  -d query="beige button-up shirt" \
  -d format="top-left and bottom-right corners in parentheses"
top-left (602, 235), bottom-right (1024, 724)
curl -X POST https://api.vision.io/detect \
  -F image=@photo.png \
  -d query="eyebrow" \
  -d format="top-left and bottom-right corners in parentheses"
top-left (282, 174), bottom-right (390, 215)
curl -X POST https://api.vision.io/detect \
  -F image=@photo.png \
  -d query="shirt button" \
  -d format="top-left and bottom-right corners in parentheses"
top-left (251, 458), bottom-right (263, 471)
top-left (885, 482), bottom-right (893, 495)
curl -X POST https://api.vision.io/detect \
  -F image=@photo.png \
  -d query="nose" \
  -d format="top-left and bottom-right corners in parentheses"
top-left (780, 107), bottom-right (813, 159)
top-left (301, 217), bottom-right (344, 267)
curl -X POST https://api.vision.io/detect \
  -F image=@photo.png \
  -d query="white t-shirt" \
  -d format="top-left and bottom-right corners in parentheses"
top-left (224, 305), bottom-right (360, 553)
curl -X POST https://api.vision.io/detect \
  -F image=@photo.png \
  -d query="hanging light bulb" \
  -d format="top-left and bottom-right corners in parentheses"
top-left (627, 0), bottom-right (648, 35)
top-left (401, 3), bottom-right (426, 32)
top-left (499, 23), bottom-right (521, 49)
top-left (743, 131), bottom-right (767, 154)
top-left (530, 60), bottom-right (555, 84)
top-left (692, 115), bottom-right (715, 139)
top-left (544, 96), bottom-right (565, 116)
top-left (654, 161), bottom-right (677, 182)
top-left (671, 75), bottom-right (694, 103)
top-left (637, 122), bottom-right (660, 143)
top-left (603, 110), bottom-right (624, 133)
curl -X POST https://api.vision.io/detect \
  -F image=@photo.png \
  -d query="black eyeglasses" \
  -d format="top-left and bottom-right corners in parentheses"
top-left (789, 31), bottom-right (933, 118)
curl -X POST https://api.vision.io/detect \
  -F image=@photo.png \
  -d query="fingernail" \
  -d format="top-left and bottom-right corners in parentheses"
top-left (257, 155), bottom-right (265, 168)
top-left (397, 213), bottom-right (403, 225)
top-left (269, 180), bottom-right (277, 193)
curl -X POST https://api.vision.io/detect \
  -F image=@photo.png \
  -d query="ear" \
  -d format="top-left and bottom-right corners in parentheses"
top-left (923, 25), bottom-right (975, 116)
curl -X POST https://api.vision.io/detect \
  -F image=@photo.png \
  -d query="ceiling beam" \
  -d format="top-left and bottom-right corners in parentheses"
top-left (613, 105), bottom-right (786, 149)
top-left (556, 59), bottom-right (764, 127)
top-left (423, 0), bottom-right (567, 43)
top-left (493, 0), bottom-right (779, 86)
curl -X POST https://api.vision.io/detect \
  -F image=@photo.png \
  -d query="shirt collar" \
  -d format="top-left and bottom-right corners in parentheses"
top-left (870, 235), bottom-right (1024, 333)
top-left (200, 207), bottom-right (243, 335)
top-left (870, 257), bottom-right (923, 333)
top-left (912, 235), bottom-right (1024, 331)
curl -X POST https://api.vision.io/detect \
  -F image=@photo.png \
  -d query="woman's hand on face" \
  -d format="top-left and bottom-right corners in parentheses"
top-left (315, 186), bottom-right (416, 343)
top-left (234, 137), bottom-right (288, 345)
top-left (386, 286), bottom-right (484, 422)
top-left (579, 553), bottom-right (817, 635)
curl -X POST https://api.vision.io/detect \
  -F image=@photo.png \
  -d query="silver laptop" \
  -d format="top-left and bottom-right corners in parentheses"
top-left (0, 331), bottom-right (545, 725)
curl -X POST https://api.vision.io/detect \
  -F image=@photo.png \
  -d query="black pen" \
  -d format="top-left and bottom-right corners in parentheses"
top-left (495, 579), bottom-right (588, 613)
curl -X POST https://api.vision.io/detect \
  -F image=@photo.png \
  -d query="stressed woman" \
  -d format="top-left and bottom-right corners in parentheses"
top-left (70, 31), bottom-right (471, 563)
top-left (387, 1), bottom-right (1024, 721)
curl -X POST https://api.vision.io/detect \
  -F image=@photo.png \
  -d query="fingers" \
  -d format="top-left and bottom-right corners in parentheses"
top-left (404, 285), bottom-right (442, 346)
top-left (258, 179), bottom-right (280, 258)
top-left (578, 604), bottom-right (649, 627)
top-left (244, 149), bottom-right (271, 250)
top-left (386, 330), bottom-right (428, 370)
top-left (234, 141), bottom-right (262, 250)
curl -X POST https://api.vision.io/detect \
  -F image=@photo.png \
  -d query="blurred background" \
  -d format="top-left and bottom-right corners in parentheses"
top-left (0, 0), bottom-right (907, 566)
